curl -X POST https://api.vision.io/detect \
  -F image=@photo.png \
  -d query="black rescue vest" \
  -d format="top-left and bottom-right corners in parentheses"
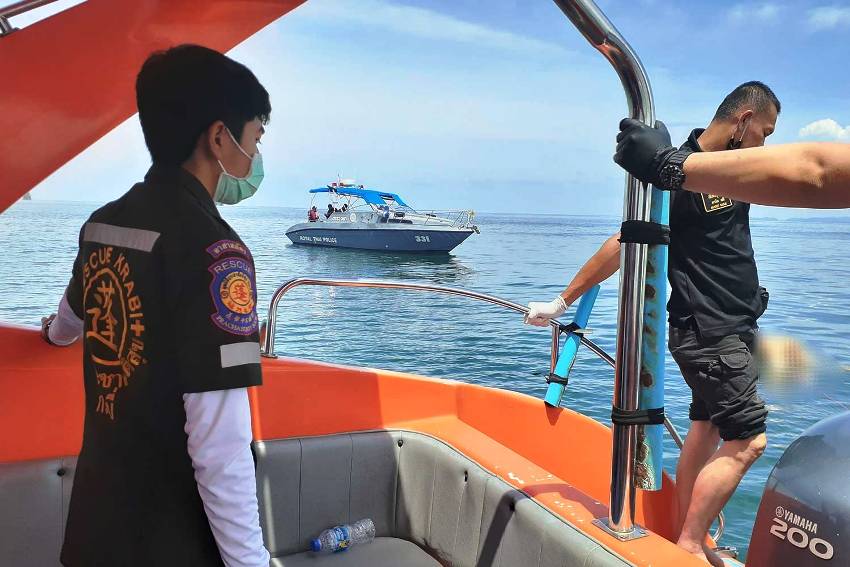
top-left (61, 166), bottom-right (262, 567)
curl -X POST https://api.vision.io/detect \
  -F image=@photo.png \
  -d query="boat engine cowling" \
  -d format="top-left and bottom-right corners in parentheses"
top-left (746, 411), bottom-right (850, 566)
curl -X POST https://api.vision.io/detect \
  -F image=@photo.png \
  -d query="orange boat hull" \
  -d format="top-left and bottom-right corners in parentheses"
top-left (0, 323), bottom-right (707, 566)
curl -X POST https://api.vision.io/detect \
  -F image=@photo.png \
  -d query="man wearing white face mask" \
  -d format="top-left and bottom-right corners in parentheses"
top-left (41, 45), bottom-right (271, 567)
top-left (525, 82), bottom-right (780, 566)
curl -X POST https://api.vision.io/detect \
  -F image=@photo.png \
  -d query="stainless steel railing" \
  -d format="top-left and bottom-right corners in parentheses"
top-left (259, 276), bottom-right (724, 542)
top-left (553, 0), bottom-right (656, 540)
top-left (0, 0), bottom-right (60, 35)
top-left (261, 277), bottom-right (601, 375)
top-left (0, 0), bottom-right (58, 18)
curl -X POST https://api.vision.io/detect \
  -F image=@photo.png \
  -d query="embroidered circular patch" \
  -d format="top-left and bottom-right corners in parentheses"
top-left (220, 271), bottom-right (255, 314)
top-left (81, 246), bottom-right (147, 421)
top-left (209, 256), bottom-right (258, 335)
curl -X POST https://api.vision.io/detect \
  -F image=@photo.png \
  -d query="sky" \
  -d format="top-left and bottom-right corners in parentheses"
top-left (16, 0), bottom-right (850, 217)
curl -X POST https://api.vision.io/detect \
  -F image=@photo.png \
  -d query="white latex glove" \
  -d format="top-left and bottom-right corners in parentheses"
top-left (524, 296), bottom-right (568, 327)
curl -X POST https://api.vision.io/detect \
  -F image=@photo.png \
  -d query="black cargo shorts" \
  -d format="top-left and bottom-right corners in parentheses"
top-left (669, 326), bottom-right (767, 441)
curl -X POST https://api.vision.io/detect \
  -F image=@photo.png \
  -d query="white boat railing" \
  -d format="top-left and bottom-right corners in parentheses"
top-left (415, 209), bottom-right (476, 228)
top-left (319, 208), bottom-right (477, 229)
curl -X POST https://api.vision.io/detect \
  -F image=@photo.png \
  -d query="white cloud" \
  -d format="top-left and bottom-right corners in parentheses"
top-left (728, 3), bottom-right (782, 23)
top-left (798, 118), bottom-right (850, 140)
top-left (299, 0), bottom-right (571, 57)
top-left (808, 6), bottom-right (850, 29)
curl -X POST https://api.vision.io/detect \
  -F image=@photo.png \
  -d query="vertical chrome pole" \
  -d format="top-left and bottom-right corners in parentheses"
top-left (552, 0), bottom-right (654, 539)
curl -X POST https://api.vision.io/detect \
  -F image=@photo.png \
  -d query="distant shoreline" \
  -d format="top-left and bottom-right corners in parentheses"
top-left (7, 199), bottom-right (850, 222)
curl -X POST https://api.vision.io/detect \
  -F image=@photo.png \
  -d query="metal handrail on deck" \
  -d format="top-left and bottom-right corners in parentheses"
top-left (261, 277), bottom-right (602, 375)
top-left (0, 0), bottom-right (60, 35)
top-left (260, 276), bottom-right (724, 542)
top-left (0, 0), bottom-right (57, 18)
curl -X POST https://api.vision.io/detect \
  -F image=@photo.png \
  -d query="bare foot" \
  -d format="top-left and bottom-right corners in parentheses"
top-left (677, 542), bottom-right (725, 567)
top-left (701, 545), bottom-right (726, 567)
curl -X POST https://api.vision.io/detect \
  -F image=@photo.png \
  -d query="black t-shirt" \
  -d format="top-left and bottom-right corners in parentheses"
top-left (667, 129), bottom-right (764, 338)
top-left (60, 166), bottom-right (262, 567)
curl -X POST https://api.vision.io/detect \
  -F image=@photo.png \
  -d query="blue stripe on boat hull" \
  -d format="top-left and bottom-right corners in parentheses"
top-left (285, 226), bottom-right (474, 252)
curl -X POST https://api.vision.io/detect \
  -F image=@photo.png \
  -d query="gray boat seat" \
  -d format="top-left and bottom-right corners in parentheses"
top-left (0, 430), bottom-right (629, 566)
top-left (256, 430), bottom-right (629, 566)
top-left (272, 537), bottom-right (439, 566)
top-left (0, 456), bottom-right (76, 567)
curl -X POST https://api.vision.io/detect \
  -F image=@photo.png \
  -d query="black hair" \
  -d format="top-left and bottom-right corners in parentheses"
top-left (713, 81), bottom-right (781, 121)
top-left (136, 44), bottom-right (271, 166)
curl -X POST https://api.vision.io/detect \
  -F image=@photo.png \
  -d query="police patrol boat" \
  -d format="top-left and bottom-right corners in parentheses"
top-left (285, 180), bottom-right (479, 252)
top-left (1, 1), bottom-right (846, 567)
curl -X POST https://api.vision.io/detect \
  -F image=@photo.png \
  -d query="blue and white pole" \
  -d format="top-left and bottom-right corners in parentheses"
top-left (635, 189), bottom-right (669, 491)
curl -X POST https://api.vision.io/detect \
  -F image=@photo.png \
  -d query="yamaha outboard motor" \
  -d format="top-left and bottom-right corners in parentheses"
top-left (747, 411), bottom-right (850, 565)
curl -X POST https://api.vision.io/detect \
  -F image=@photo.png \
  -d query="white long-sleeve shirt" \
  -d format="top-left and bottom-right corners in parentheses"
top-left (184, 388), bottom-right (270, 567)
top-left (50, 294), bottom-right (270, 566)
top-left (48, 292), bottom-right (84, 345)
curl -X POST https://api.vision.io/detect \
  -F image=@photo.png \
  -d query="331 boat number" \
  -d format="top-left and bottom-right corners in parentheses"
top-left (770, 518), bottom-right (834, 560)
top-left (415, 235), bottom-right (431, 243)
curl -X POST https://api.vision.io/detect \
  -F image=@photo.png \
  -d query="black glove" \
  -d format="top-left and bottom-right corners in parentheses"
top-left (614, 118), bottom-right (691, 190)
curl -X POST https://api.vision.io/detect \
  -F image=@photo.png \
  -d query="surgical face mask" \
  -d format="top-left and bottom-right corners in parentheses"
top-left (214, 128), bottom-right (264, 205)
top-left (727, 118), bottom-right (751, 150)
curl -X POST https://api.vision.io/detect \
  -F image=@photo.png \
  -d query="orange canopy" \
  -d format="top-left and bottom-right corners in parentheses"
top-left (0, 0), bottom-right (305, 213)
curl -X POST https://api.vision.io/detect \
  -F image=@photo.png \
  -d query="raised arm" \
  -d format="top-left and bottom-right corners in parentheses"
top-left (683, 143), bottom-right (850, 208)
top-left (560, 232), bottom-right (621, 305)
top-left (525, 232), bottom-right (620, 326)
top-left (614, 118), bottom-right (850, 209)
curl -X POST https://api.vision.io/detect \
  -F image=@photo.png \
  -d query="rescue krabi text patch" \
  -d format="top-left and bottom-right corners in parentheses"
top-left (82, 246), bottom-right (147, 421)
top-left (206, 239), bottom-right (251, 260)
top-left (208, 256), bottom-right (258, 336)
top-left (701, 193), bottom-right (734, 213)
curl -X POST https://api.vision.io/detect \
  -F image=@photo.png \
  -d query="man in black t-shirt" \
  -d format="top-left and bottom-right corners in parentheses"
top-left (524, 82), bottom-right (780, 566)
top-left (41, 45), bottom-right (272, 566)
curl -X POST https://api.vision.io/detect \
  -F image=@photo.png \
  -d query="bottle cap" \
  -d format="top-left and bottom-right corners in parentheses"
top-left (310, 538), bottom-right (321, 552)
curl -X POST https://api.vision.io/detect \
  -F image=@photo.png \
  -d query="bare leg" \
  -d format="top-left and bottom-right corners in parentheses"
top-left (675, 421), bottom-right (720, 536)
top-left (677, 433), bottom-right (767, 566)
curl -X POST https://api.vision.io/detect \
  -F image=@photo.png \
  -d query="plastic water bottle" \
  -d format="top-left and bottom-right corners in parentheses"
top-left (310, 518), bottom-right (375, 553)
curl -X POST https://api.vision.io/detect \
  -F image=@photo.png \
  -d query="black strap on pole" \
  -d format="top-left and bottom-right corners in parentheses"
top-left (558, 321), bottom-right (581, 335)
top-left (619, 220), bottom-right (670, 245)
top-left (610, 406), bottom-right (665, 426)
top-left (546, 374), bottom-right (569, 386)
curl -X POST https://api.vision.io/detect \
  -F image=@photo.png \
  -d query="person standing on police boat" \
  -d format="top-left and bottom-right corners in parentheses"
top-left (523, 81), bottom-right (779, 566)
top-left (40, 45), bottom-right (271, 567)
